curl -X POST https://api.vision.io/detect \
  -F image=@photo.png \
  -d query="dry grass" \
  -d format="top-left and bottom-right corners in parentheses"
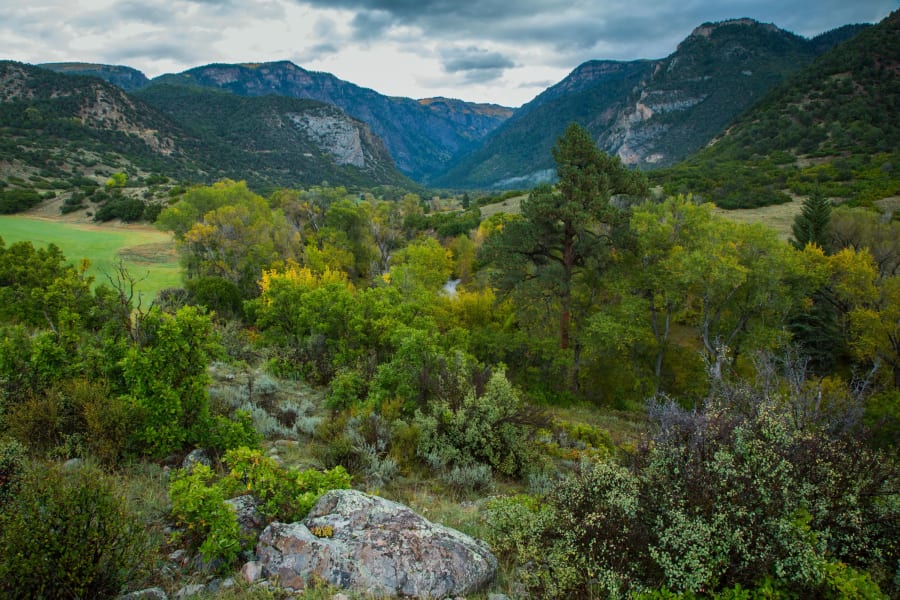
top-left (477, 195), bottom-right (526, 220)
top-left (713, 198), bottom-right (804, 241)
top-left (478, 192), bottom-right (803, 242)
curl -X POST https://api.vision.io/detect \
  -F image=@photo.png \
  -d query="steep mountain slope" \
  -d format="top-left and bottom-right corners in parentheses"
top-left (435, 60), bottom-right (652, 189)
top-left (656, 10), bottom-right (900, 208)
top-left (0, 61), bottom-right (414, 195)
top-left (0, 61), bottom-right (193, 181)
top-left (150, 61), bottom-right (513, 182)
top-left (40, 62), bottom-right (151, 91)
top-left (134, 84), bottom-right (412, 190)
top-left (436, 18), bottom-right (867, 189)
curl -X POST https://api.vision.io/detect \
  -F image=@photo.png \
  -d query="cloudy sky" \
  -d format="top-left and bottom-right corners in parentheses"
top-left (1, 0), bottom-right (894, 107)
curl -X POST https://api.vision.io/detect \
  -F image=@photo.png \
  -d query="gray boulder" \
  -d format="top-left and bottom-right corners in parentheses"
top-left (225, 494), bottom-right (265, 540)
top-left (181, 449), bottom-right (212, 471)
top-left (256, 489), bottom-right (497, 598)
top-left (119, 588), bottom-right (168, 600)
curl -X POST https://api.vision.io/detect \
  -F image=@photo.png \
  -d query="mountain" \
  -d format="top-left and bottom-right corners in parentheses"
top-left (149, 61), bottom-right (513, 183)
top-left (0, 61), bottom-right (414, 197)
top-left (655, 10), bottom-right (899, 208)
top-left (435, 18), bottom-right (868, 189)
top-left (434, 60), bottom-right (652, 189)
top-left (39, 62), bottom-right (151, 92)
top-left (133, 84), bottom-right (412, 190)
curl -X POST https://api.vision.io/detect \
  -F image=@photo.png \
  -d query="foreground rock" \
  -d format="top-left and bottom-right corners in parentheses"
top-left (256, 489), bottom-right (497, 598)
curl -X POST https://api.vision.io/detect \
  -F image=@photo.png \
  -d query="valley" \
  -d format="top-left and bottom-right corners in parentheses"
top-left (0, 7), bottom-right (898, 600)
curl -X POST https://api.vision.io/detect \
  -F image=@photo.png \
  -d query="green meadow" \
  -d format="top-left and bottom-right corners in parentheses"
top-left (0, 216), bottom-right (181, 301)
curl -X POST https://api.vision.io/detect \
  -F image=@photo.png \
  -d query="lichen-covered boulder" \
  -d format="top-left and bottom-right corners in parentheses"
top-left (256, 489), bottom-right (497, 598)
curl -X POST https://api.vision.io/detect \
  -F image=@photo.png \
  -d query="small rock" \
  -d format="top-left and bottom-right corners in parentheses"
top-left (167, 549), bottom-right (188, 566)
top-left (191, 553), bottom-right (223, 574)
top-left (182, 449), bottom-right (212, 471)
top-left (119, 587), bottom-right (168, 600)
top-left (225, 495), bottom-right (264, 540)
top-left (62, 458), bottom-right (84, 470)
top-left (332, 594), bottom-right (351, 600)
top-left (274, 439), bottom-right (299, 448)
top-left (242, 560), bottom-right (264, 584)
top-left (174, 584), bottom-right (205, 599)
top-left (206, 577), bottom-right (235, 594)
top-left (488, 594), bottom-right (511, 600)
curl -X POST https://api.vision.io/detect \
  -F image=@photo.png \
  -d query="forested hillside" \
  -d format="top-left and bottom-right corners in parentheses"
top-left (435, 18), bottom-right (866, 189)
top-left (0, 61), bottom-right (415, 213)
top-left (655, 10), bottom-right (900, 208)
top-left (150, 61), bottom-right (513, 182)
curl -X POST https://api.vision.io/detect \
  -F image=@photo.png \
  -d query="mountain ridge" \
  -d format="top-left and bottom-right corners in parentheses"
top-left (435, 17), bottom-right (869, 189)
top-left (148, 60), bottom-right (513, 182)
top-left (0, 61), bottom-right (414, 195)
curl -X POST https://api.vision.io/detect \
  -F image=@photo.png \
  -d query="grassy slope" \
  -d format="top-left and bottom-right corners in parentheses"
top-left (477, 194), bottom-right (801, 240)
top-left (0, 215), bottom-right (180, 301)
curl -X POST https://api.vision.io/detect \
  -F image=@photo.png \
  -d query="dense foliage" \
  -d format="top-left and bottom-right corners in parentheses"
top-left (0, 463), bottom-right (151, 599)
top-left (485, 368), bottom-right (898, 598)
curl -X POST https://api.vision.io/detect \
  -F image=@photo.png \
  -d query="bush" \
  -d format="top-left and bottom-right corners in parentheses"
top-left (484, 377), bottom-right (898, 598)
top-left (0, 438), bottom-right (25, 504)
top-left (4, 378), bottom-right (140, 465)
top-left (415, 369), bottom-right (546, 478)
top-left (0, 463), bottom-right (150, 598)
top-left (93, 194), bottom-right (145, 222)
top-left (169, 447), bottom-right (351, 566)
top-left (169, 464), bottom-right (242, 568)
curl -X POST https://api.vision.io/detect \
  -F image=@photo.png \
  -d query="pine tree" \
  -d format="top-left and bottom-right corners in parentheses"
top-left (791, 190), bottom-right (832, 250)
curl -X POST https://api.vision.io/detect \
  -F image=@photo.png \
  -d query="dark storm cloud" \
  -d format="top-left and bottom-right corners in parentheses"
top-left (297, 0), bottom-right (895, 64)
top-left (441, 47), bottom-right (515, 73)
top-left (438, 46), bottom-right (515, 84)
top-left (351, 10), bottom-right (396, 40)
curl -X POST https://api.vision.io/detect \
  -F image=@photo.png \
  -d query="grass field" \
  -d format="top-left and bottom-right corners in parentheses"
top-left (0, 216), bottom-right (181, 301)
top-left (478, 194), bottom-right (803, 241)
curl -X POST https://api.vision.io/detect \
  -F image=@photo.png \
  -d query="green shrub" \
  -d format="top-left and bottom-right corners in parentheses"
top-left (484, 382), bottom-right (898, 598)
top-left (415, 369), bottom-right (546, 478)
top-left (169, 447), bottom-right (351, 567)
top-left (169, 463), bottom-right (242, 568)
top-left (0, 438), bottom-right (25, 504)
top-left (202, 410), bottom-right (262, 455)
top-left (0, 463), bottom-right (150, 598)
top-left (221, 446), bottom-right (351, 521)
top-left (326, 368), bottom-right (367, 411)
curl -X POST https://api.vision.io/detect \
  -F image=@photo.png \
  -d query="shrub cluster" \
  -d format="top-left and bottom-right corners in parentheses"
top-left (168, 447), bottom-right (350, 568)
top-left (485, 383), bottom-right (898, 598)
top-left (0, 463), bottom-right (150, 599)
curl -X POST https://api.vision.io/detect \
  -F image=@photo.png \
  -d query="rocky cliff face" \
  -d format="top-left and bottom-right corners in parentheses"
top-left (151, 61), bottom-right (513, 182)
top-left (596, 18), bottom-right (816, 169)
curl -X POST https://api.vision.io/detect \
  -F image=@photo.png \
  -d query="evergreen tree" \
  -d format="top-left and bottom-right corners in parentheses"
top-left (791, 189), bottom-right (832, 250)
top-left (483, 123), bottom-right (647, 391)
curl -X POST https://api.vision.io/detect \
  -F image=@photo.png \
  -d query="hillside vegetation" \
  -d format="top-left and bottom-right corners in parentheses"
top-left (1, 124), bottom-right (897, 598)
top-left (655, 10), bottom-right (900, 208)
top-left (435, 18), bottom-right (866, 189)
top-left (0, 61), bottom-right (416, 206)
